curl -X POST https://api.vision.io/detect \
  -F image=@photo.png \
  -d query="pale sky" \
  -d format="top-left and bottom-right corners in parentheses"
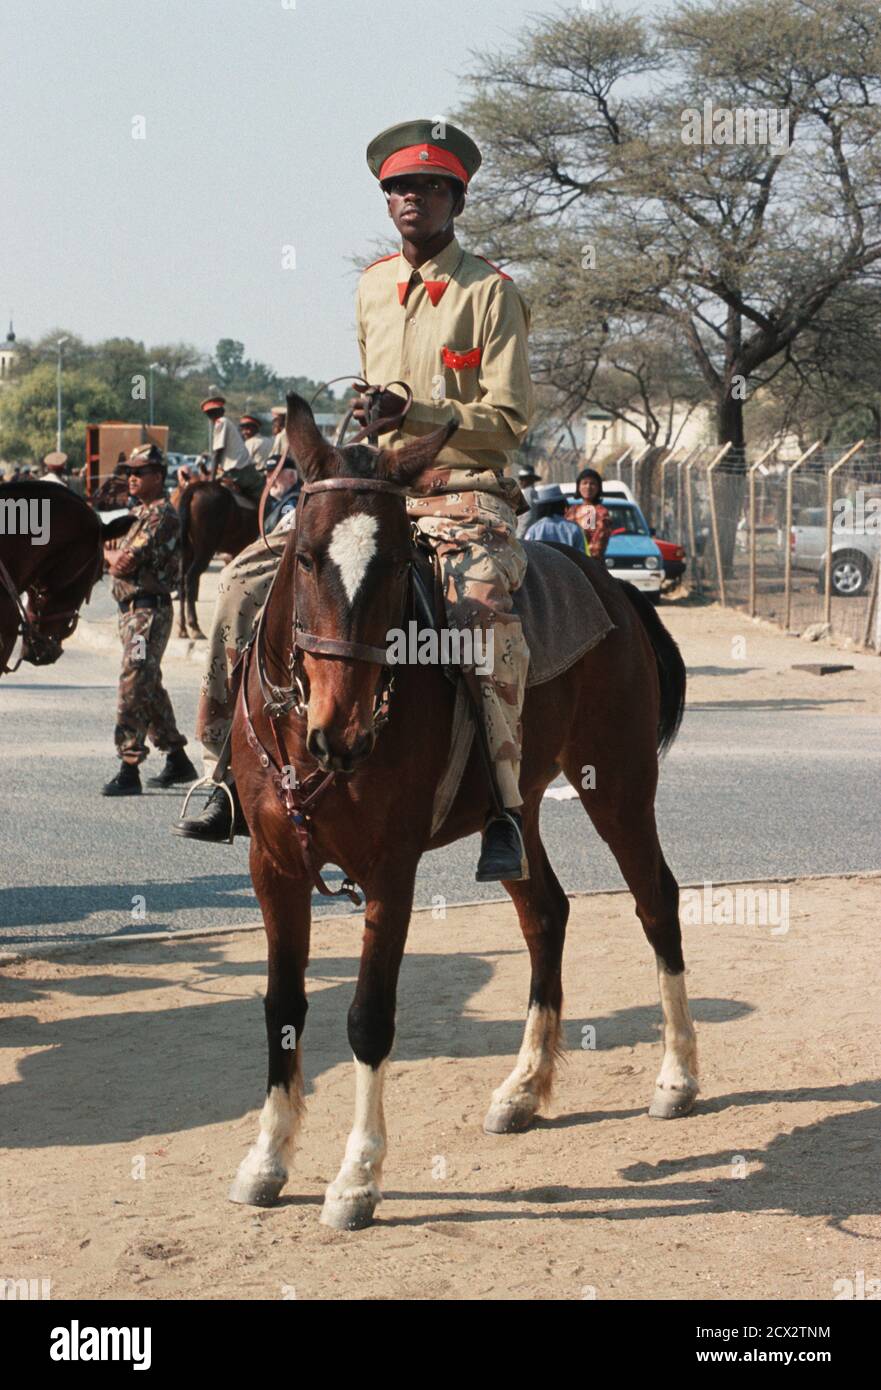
top-left (3, 0), bottom-right (577, 383)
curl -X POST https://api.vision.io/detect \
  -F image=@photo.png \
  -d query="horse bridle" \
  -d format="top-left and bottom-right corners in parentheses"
top-left (256, 377), bottom-right (414, 558)
top-left (241, 449), bottom-right (416, 906)
top-left (0, 539), bottom-right (103, 673)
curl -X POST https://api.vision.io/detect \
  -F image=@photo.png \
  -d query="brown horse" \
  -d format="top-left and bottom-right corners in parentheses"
top-left (0, 481), bottom-right (124, 674)
top-left (177, 481), bottom-right (259, 639)
top-left (228, 394), bottom-right (697, 1230)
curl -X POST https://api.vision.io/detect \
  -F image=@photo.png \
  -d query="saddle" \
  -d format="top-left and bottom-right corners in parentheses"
top-left (413, 539), bottom-right (616, 833)
top-left (412, 538), bottom-right (614, 688)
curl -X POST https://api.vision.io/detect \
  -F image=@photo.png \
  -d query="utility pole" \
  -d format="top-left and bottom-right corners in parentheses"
top-left (55, 337), bottom-right (69, 451)
top-left (148, 362), bottom-right (161, 426)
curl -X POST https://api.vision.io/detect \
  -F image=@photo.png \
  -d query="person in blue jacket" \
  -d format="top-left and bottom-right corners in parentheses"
top-left (523, 482), bottom-right (587, 553)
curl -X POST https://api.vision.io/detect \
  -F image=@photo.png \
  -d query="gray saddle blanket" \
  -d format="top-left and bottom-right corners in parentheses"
top-left (517, 540), bottom-right (614, 686)
top-left (430, 541), bottom-right (615, 834)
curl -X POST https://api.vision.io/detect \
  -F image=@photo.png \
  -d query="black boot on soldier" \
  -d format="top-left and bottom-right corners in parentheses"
top-left (475, 810), bottom-right (529, 882)
top-left (147, 747), bottom-right (199, 788)
top-left (101, 762), bottom-right (142, 797)
top-left (173, 783), bottom-right (249, 842)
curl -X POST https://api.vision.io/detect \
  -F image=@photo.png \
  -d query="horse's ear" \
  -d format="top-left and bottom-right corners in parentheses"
top-left (286, 393), bottom-right (334, 482)
top-left (379, 420), bottom-right (458, 487)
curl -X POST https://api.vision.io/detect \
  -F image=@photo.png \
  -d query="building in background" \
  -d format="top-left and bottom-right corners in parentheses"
top-left (0, 320), bottom-right (18, 384)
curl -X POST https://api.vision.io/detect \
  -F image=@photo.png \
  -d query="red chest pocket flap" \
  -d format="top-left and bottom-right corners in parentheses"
top-left (442, 346), bottom-right (482, 370)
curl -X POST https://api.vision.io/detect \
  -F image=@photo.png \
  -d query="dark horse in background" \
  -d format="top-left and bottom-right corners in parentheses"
top-left (176, 481), bottom-right (258, 640)
top-left (0, 481), bottom-right (128, 674)
top-left (227, 394), bottom-right (698, 1232)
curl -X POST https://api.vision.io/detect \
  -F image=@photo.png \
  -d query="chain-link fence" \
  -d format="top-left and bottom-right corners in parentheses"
top-left (534, 438), bottom-right (881, 649)
top-left (629, 442), bottom-right (880, 648)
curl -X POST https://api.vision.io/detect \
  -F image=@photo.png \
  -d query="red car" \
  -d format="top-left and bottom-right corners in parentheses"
top-left (653, 535), bottom-right (687, 584)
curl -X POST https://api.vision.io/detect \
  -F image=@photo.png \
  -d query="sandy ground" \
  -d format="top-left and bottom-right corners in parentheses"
top-left (1, 874), bottom-right (879, 1301)
top-left (661, 597), bottom-right (881, 718)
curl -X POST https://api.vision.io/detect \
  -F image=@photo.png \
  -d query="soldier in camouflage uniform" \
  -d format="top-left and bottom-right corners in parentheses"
top-left (101, 445), bottom-right (197, 797)
top-left (177, 119), bottom-right (532, 882)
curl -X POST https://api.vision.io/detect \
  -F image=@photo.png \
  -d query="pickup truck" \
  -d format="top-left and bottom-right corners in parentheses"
top-left (790, 506), bottom-right (878, 597)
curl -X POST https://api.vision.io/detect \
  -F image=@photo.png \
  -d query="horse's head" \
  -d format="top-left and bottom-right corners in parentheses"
top-left (21, 538), bottom-right (103, 665)
top-left (284, 391), bottom-right (456, 773)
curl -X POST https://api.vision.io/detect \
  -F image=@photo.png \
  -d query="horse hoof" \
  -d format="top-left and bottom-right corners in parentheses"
top-left (648, 1085), bottom-right (698, 1119)
top-left (320, 1195), bottom-right (377, 1231)
top-left (190, 630), bottom-right (207, 642)
top-left (483, 1103), bottom-right (535, 1134)
top-left (228, 1169), bottom-right (286, 1206)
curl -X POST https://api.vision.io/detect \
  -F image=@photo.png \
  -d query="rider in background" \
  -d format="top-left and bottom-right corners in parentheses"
top-left (263, 459), bottom-right (301, 534)
top-left (201, 395), bottom-right (265, 503)
top-left (566, 467), bottom-right (612, 558)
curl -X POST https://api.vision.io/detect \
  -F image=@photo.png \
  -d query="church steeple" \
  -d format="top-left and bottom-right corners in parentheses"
top-left (5, 316), bottom-right (15, 344)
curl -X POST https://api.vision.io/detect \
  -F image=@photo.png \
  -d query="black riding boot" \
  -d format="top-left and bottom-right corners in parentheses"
top-left (475, 810), bottom-right (529, 882)
top-left (101, 762), bottom-right (142, 797)
top-left (147, 747), bottom-right (199, 788)
top-left (173, 783), bottom-right (249, 843)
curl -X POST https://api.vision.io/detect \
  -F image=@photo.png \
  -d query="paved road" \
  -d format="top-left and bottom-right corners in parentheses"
top-left (1, 610), bottom-right (879, 946)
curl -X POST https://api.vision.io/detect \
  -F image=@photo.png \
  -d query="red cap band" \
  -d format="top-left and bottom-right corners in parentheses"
top-left (379, 144), bottom-right (470, 185)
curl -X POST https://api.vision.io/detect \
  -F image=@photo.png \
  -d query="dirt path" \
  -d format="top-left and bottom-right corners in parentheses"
top-left (2, 875), bottom-right (879, 1300)
top-left (661, 598), bottom-right (881, 717)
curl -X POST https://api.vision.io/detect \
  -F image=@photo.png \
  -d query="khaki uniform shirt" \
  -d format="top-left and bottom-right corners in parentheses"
top-left (213, 416), bottom-right (251, 473)
top-left (355, 236), bottom-right (533, 510)
top-left (245, 433), bottom-right (272, 468)
top-left (267, 428), bottom-right (289, 464)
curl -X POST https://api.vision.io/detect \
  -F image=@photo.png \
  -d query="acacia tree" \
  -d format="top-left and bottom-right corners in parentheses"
top-left (459, 0), bottom-right (881, 475)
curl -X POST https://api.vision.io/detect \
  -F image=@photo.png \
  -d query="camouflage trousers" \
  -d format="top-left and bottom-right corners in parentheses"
top-left (196, 536), bottom-right (281, 778)
top-left (195, 500), bottom-right (530, 808)
top-left (115, 604), bottom-right (187, 765)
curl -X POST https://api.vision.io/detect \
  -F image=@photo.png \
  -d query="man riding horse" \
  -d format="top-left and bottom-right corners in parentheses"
top-left (175, 118), bottom-right (533, 882)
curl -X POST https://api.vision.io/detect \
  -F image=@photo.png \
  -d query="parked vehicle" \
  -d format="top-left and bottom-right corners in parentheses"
top-left (790, 506), bottom-right (878, 598)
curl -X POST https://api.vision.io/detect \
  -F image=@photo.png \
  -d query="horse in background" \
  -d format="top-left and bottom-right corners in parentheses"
top-left (0, 481), bottom-right (126, 674)
top-left (176, 481), bottom-right (259, 639)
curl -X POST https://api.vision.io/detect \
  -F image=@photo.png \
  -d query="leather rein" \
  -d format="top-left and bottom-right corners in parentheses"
top-left (241, 384), bottom-right (414, 906)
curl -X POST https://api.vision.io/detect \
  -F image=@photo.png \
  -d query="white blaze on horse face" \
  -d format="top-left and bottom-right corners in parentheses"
top-left (327, 513), bottom-right (379, 606)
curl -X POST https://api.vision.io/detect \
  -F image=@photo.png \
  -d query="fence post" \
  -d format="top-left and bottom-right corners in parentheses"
top-left (783, 441), bottom-right (820, 631)
top-left (824, 440), bottom-right (865, 627)
top-left (676, 448), bottom-right (698, 547)
top-left (686, 455), bottom-right (702, 595)
top-left (706, 442), bottom-right (733, 605)
top-left (747, 445), bottom-right (778, 618)
top-left (660, 450), bottom-right (680, 532)
top-left (861, 536), bottom-right (881, 649)
top-left (631, 444), bottom-right (650, 512)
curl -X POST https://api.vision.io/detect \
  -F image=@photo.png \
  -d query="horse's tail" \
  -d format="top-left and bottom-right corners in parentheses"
top-left (619, 581), bottom-right (686, 755)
